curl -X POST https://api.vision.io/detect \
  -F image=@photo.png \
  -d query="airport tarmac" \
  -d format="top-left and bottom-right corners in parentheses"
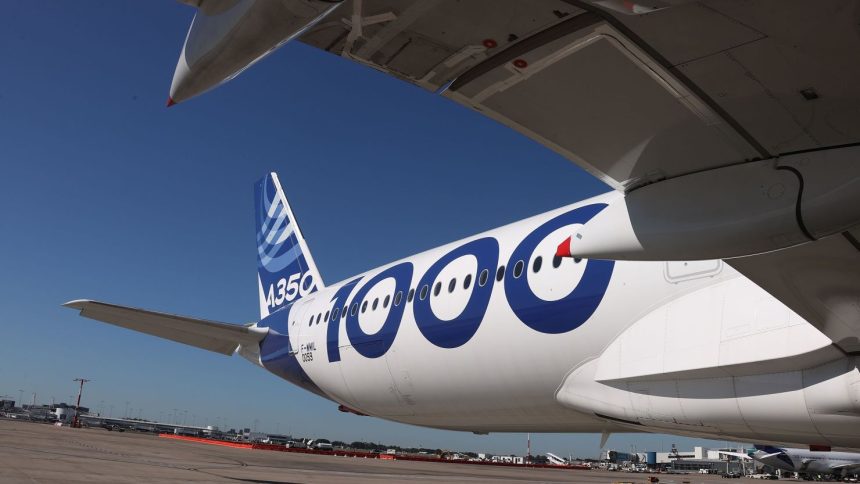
top-left (0, 419), bottom-right (782, 483)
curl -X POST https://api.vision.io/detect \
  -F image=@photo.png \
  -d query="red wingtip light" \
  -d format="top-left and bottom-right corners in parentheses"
top-left (166, 97), bottom-right (177, 107)
top-left (556, 236), bottom-right (573, 258)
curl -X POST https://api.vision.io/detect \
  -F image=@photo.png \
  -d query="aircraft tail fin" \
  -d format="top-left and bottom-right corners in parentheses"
top-left (255, 173), bottom-right (324, 318)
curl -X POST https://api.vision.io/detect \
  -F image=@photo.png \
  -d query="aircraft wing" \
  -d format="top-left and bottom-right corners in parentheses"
top-left (171, 1), bottom-right (860, 191)
top-left (303, 1), bottom-right (858, 190)
top-left (168, 1), bottom-right (860, 352)
top-left (64, 299), bottom-right (266, 356)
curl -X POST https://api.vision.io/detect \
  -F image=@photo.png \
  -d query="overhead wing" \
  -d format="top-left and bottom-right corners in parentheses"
top-left (171, 1), bottom-right (860, 190)
top-left (306, 1), bottom-right (859, 189)
top-left (64, 299), bottom-right (266, 356)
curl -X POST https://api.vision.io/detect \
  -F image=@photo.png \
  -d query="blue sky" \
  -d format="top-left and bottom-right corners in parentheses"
top-left (0, 1), bottom-right (741, 456)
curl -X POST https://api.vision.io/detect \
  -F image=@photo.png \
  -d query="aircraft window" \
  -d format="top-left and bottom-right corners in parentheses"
top-left (420, 285), bottom-right (429, 300)
top-left (316, 313), bottom-right (322, 324)
top-left (350, 303), bottom-right (357, 316)
top-left (383, 295), bottom-right (390, 308)
top-left (552, 255), bottom-right (562, 268)
top-left (478, 269), bottom-right (489, 287)
top-left (372, 298), bottom-right (379, 311)
top-left (496, 265), bottom-right (505, 281)
top-left (332, 308), bottom-right (340, 321)
top-left (574, 257), bottom-right (583, 263)
top-left (308, 316), bottom-right (313, 327)
top-left (434, 282), bottom-right (442, 297)
top-left (463, 274), bottom-right (472, 290)
top-left (394, 291), bottom-right (402, 306)
top-left (361, 300), bottom-right (368, 313)
top-left (448, 278), bottom-right (456, 293)
top-left (324, 310), bottom-right (330, 322)
top-left (408, 288), bottom-right (415, 302)
top-left (342, 306), bottom-right (348, 318)
top-left (513, 260), bottom-right (524, 278)
top-left (533, 256), bottom-right (542, 273)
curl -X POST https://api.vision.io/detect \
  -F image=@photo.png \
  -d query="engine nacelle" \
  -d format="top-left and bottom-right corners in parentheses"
top-left (570, 145), bottom-right (860, 261)
top-left (169, 0), bottom-right (342, 104)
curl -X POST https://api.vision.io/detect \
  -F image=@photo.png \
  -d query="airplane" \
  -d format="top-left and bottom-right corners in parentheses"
top-left (720, 445), bottom-right (860, 478)
top-left (68, 0), bottom-right (860, 449)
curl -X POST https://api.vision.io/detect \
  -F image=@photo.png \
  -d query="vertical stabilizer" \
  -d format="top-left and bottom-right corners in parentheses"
top-left (255, 173), bottom-right (324, 318)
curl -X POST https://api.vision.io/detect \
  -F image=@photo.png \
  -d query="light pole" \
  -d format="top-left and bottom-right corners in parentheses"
top-left (72, 378), bottom-right (90, 428)
top-left (527, 433), bottom-right (531, 465)
top-left (17, 389), bottom-right (23, 408)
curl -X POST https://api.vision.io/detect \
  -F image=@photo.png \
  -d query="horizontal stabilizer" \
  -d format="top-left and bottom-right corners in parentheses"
top-left (64, 299), bottom-right (266, 356)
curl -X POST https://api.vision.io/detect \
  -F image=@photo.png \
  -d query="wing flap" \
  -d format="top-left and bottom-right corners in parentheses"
top-left (64, 299), bottom-right (266, 356)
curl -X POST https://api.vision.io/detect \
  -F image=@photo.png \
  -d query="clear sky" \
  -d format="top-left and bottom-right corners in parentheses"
top-left (0, 1), bottom-right (742, 457)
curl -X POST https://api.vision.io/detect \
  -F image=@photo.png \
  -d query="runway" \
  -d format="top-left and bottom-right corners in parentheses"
top-left (0, 419), bottom-right (770, 483)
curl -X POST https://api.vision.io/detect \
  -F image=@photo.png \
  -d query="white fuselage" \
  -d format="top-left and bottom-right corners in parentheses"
top-left (256, 192), bottom-right (860, 447)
